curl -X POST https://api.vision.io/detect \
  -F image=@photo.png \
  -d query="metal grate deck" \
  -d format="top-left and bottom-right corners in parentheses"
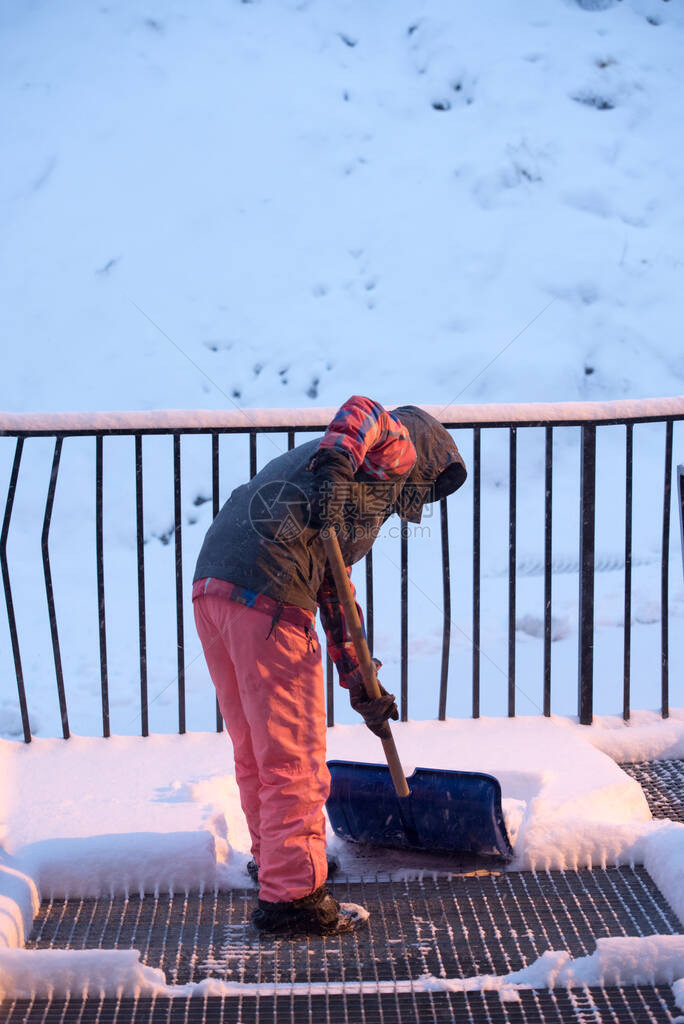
top-left (4, 760), bottom-right (684, 1024)
top-left (1, 867), bottom-right (679, 1022)
top-left (25, 868), bottom-right (681, 986)
top-left (1, 986), bottom-right (680, 1022)
top-left (621, 759), bottom-right (684, 824)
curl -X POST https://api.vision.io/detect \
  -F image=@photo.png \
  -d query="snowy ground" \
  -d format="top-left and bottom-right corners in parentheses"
top-left (2, 0), bottom-right (684, 413)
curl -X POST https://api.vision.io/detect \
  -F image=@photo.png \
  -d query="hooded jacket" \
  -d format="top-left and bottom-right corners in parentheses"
top-left (193, 397), bottom-right (466, 612)
top-left (391, 404), bottom-right (467, 523)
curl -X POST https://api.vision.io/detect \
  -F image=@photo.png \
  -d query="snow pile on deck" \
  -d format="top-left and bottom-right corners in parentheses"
top-left (1, 712), bottom-right (683, 999)
top-left (1, 714), bottom-right (683, 937)
top-left (0, 948), bottom-right (167, 1001)
top-left (2, 935), bottom-right (684, 1003)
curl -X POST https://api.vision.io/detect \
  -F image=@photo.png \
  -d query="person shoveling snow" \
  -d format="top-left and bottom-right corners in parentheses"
top-left (192, 395), bottom-right (466, 936)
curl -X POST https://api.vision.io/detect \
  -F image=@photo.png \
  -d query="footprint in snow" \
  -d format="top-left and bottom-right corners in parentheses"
top-left (516, 614), bottom-right (571, 641)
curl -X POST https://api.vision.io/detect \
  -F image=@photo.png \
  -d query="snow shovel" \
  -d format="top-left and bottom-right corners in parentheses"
top-left (322, 530), bottom-right (513, 859)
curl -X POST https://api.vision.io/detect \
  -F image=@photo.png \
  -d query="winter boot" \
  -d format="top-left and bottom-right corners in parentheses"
top-left (246, 854), bottom-right (340, 885)
top-left (251, 884), bottom-right (368, 937)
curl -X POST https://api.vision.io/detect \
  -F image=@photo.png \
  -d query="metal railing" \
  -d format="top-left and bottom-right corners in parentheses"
top-left (1, 398), bottom-right (683, 742)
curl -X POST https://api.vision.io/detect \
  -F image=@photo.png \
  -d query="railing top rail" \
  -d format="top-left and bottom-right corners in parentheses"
top-left (1, 395), bottom-right (684, 436)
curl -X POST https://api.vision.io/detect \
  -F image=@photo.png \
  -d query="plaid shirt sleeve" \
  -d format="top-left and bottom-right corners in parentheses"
top-left (317, 395), bottom-right (416, 480)
top-left (316, 396), bottom-right (415, 685)
top-left (317, 564), bottom-right (367, 688)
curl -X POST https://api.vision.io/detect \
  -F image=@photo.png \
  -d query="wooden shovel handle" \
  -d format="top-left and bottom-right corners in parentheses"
top-left (321, 529), bottom-right (410, 799)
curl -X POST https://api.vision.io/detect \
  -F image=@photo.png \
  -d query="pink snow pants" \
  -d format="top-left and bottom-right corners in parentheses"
top-left (193, 588), bottom-right (330, 903)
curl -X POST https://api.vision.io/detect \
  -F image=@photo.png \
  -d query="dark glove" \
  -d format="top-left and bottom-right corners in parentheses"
top-left (348, 663), bottom-right (399, 739)
top-left (307, 449), bottom-right (355, 531)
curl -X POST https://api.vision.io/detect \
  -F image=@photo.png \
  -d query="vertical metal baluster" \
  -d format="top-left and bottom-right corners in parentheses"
top-left (578, 424), bottom-right (597, 726)
top-left (543, 427), bottom-right (553, 717)
top-left (212, 433), bottom-right (223, 734)
top-left (623, 424), bottom-right (633, 722)
top-left (472, 427), bottom-right (481, 718)
top-left (438, 498), bottom-right (451, 721)
top-left (661, 420), bottom-right (673, 719)
top-left (1, 438), bottom-right (31, 742)
top-left (174, 434), bottom-right (185, 734)
top-left (95, 436), bottom-right (110, 738)
top-left (365, 548), bottom-right (374, 655)
top-left (679, 463), bottom-right (684, 582)
top-left (211, 434), bottom-right (220, 520)
top-left (289, 413), bottom-right (298, 765)
top-left (508, 428), bottom-right (517, 718)
top-left (135, 435), bottom-right (148, 737)
top-left (42, 437), bottom-right (69, 738)
top-left (326, 655), bottom-right (334, 727)
top-left (400, 525), bottom-right (408, 721)
top-left (249, 432), bottom-right (257, 479)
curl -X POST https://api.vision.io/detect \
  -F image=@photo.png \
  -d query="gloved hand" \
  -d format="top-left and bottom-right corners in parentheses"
top-left (347, 661), bottom-right (399, 739)
top-left (307, 449), bottom-right (355, 531)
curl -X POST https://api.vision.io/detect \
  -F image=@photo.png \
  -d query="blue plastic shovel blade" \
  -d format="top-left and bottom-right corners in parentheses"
top-left (326, 761), bottom-right (513, 859)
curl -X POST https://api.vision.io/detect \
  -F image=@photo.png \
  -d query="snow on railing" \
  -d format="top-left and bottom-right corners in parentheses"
top-left (1, 394), bottom-right (684, 434)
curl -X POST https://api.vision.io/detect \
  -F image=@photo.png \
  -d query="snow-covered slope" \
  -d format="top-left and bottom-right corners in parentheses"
top-left (1, 0), bottom-right (683, 413)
